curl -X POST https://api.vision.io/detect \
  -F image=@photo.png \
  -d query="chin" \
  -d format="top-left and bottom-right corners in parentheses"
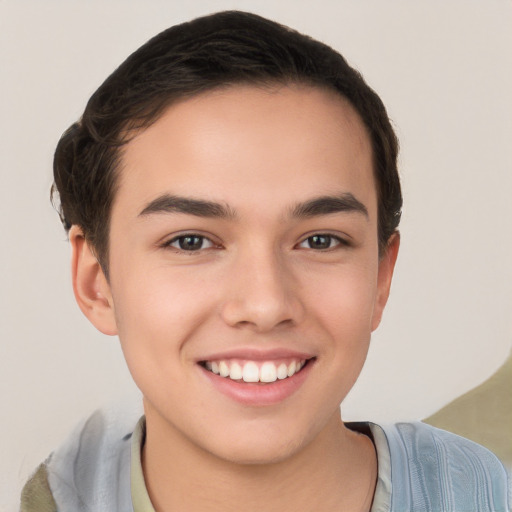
top-left (212, 436), bottom-right (304, 466)
top-left (200, 419), bottom-right (316, 467)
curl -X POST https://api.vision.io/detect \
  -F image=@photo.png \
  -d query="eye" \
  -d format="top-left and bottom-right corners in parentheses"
top-left (298, 234), bottom-right (345, 250)
top-left (167, 234), bottom-right (214, 251)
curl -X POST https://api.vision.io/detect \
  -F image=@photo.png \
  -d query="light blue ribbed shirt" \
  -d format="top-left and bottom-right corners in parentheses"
top-left (41, 408), bottom-right (509, 511)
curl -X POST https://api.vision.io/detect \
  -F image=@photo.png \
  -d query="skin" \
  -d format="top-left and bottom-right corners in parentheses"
top-left (71, 84), bottom-right (399, 511)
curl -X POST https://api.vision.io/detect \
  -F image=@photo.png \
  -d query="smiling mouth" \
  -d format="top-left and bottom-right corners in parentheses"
top-left (199, 358), bottom-right (313, 383)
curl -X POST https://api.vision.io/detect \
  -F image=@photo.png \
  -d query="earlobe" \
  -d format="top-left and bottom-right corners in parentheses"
top-left (70, 226), bottom-right (118, 336)
top-left (371, 232), bottom-right (400, 332)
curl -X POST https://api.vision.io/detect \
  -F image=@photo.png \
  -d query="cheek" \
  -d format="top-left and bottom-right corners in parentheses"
top-left (110, 263), bottom-right (218, 377)
top-left (309, 264), bottom-right (379, 392)
top-left (305, 262), bottom-right (379, 334)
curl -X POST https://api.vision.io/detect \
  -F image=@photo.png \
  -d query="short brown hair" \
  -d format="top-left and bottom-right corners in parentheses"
top-left (52, 10), bottom-right (402, 277)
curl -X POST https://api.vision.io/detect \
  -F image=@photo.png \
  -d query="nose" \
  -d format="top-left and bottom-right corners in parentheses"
top-left (220, 247), bottom-right (304, 332)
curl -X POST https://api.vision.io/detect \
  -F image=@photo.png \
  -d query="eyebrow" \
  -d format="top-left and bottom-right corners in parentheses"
top-left (291, 193), bottom-right (368, 219)
top-left (138, 194), bottom-right (236, 218)
top-left (138, 192), bottom-right (368, 220)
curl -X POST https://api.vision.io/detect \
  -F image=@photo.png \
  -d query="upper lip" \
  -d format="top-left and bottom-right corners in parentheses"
top-left (197, 347), bottom-right (316, 362)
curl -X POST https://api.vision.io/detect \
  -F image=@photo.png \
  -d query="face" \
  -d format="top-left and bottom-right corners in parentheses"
top-left (77, 85), bottom-right (398, 464)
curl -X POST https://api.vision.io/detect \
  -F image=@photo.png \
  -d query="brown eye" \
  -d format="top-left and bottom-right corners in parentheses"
top-left (168, 235), bottom-right (213, 251)
top-left (299, 234), bottom-right (342, 250)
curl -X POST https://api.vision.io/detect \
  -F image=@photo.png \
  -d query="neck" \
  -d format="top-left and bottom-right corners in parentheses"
top-left (142, 407), bottom-right (377, 512)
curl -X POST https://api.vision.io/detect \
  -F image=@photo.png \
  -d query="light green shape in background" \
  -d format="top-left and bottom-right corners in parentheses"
top-left (424, 350), bottom-right (512, 469)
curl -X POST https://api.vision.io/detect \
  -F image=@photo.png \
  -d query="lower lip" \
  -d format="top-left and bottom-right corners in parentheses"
top-left (200, 361), bottom-right (314, 406)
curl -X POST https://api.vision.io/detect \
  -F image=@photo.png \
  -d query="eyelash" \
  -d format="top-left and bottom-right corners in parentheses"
top-left (164, 234), bottom-right (217, 252)
top-left (297, 233), bottom-right (349, 251)
top-left (162, 232), bottom-right (349, 253)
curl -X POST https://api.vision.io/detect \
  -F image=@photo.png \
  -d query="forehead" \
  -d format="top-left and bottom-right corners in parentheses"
top-left (115, 84), bottom-right (376, 219)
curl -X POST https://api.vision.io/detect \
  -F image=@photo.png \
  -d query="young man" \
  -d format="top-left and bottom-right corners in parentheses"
top-left (21, 11), bottom-right (509, 512)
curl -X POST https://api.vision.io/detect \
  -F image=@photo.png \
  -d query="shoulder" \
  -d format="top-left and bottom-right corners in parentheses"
top-left (378, 421), bottom-right (510, 512)
top-left (20, 404), bottom-right (141, 512)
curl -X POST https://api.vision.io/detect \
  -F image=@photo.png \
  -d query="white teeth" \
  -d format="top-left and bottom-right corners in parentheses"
top-left (277, 363), bottom-right (288, 380)
top-left (260, 362), bottom-right (277, 383)
top-left (229, 362), bottom-right (243, 380)
top-left (204, 358), bottom-right (309, 383)
top-left (242, 362), bottom-right (259, 382)
top-left (219, 361), bottom-right (230, 377)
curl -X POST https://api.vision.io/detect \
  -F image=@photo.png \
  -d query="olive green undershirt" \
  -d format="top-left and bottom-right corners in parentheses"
top-left (131, 417), bottom-right (155, 511)
top-left (130, 416), bottom-right (390, 512)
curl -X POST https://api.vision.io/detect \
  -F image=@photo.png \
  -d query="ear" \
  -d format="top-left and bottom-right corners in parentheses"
top-left (371, 232), bottom-right (400, 332)
top-left (70, 225), bottom-right (118, 335)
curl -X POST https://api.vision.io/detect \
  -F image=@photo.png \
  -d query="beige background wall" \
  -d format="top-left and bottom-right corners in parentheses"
top-left (1, 1), bottom-right (511, 509)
